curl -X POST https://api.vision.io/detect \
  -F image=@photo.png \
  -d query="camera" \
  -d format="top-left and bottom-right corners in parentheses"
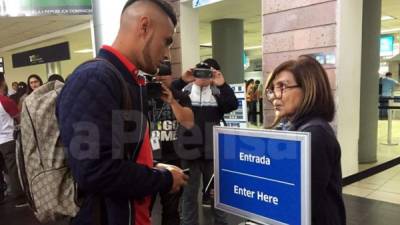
top-left (193, 68), bottom-right (212, 79)
top-left (193, 62), bottom-right (213, 79)
top-left (146, 60), bottom-right (171, 99)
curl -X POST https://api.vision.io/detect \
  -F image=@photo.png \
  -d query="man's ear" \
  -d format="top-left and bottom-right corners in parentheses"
top-left (138, 16), bottom-right (151, 37)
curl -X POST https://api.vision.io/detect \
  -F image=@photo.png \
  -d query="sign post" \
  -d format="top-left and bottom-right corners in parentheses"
top-left (213, 127), bottom-right (311, 225)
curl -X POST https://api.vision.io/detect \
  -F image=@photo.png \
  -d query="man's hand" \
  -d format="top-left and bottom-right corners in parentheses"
top-left (156, 163), bottom-right (189, 193)
top-left (160, 83), bottom-right (174, 104)
top-left (182, 69), bottom-right (195, 83)
top-left (211, 69), bottom-right (225, 86)
top-left (155, 75), bottom-right (173, 88)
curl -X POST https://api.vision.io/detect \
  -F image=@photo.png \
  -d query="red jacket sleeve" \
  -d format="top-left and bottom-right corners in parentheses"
top-left (0, 95), bottom-right (19, 118)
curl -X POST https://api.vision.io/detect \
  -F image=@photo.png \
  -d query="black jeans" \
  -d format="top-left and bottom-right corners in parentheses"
top-left (0, 140), bottom-right (23, 198)
top-left (151, 159), bottom-right (182, 225)
top-left (0, 153), bottom-right (7, 195)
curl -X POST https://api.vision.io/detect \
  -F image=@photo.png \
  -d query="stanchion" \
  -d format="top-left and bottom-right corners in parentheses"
top-left (382, 99), bottom-right (398, 146)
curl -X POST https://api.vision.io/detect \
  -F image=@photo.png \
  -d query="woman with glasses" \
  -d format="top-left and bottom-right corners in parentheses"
top-left (265, 55), bottom-right (346, 225)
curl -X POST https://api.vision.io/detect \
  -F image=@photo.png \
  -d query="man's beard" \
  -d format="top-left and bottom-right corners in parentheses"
top-left (142, 34), bottom-right (157, 75)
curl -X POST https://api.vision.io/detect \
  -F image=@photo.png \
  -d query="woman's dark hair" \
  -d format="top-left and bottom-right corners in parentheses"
top-left (266, 55), bottom-right (335, 127)
top-left (27, 74), bottom-right (43, 95)
top-left (246, 79), bottom-right (254, 90)
top-left (48, 74), bottom-right (65, 83)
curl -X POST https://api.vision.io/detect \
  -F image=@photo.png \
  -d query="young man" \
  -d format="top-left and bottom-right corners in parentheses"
top-left (0, 73), bottom-right (24, 207)
top-left (173, 58), bottom-right (239, 225)
top-left (379, 72), bottom-right (400, 119)
top-left (57, 1), bottom-right (188, 225)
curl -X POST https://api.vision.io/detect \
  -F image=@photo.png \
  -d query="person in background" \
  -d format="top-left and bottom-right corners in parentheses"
top-left (381, 72), bottom-right (399, 97)
top-left (246, 79), bottom-right (257, 125)
top-left (9, 82), bottom-right (27, 109)
top-left (265, 55), bottom-right (346, 225)
top-left (26, 74), bottom-right (43, 95)
top-left (173, 58), bottom-right (238, 225)
top-left (48, 74), bottom-right (65, 83)
top-left (0, 73), bottom-right (26, 208)
top-left (18, 74), bottom-right (43, 110)
top-left (255, 80), bottom-right (264, 124)
top-left (8, 82), bottom-right (18, 96)
top-left (379, 72), bottom-right (400, 119)
top-left (148, 60), bottom-right (194, 225)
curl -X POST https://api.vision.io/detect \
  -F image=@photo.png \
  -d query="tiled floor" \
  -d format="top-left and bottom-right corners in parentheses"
top-left (342, 119), bottom-right (400, 204)
top-left (344, 165), bottom-right (400, 204)
top-left (3, 194), bottom-right (400, 225)
top-left (359, 119), bottom-right (400, 171)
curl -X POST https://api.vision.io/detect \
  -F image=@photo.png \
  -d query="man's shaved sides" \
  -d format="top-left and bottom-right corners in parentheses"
top-left (120, 1), bottom-right (169, 32)
top-left (121, 0), bottom-right (177, 26)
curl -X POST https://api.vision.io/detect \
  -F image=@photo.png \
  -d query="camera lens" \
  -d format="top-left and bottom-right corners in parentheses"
top-left (158, 60), bottom-right (171, 76)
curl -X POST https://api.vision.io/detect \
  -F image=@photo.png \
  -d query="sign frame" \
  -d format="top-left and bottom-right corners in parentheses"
top-left (213, 126), bottom-right (311, 225)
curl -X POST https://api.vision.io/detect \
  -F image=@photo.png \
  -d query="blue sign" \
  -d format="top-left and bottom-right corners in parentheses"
top-left (214, 127), bottom-right (311, 225)
top-left (380, 35), bottom-right (394, 57)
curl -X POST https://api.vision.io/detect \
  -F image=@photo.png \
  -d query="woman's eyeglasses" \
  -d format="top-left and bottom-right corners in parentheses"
top-left (265, 84), bottom-right (300, 101)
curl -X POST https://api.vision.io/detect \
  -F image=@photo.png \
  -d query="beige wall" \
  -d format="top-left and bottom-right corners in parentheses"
top-left (262, 0), bottom-right (362, 176)
top-left (0, 28), bottom-right (92, 85)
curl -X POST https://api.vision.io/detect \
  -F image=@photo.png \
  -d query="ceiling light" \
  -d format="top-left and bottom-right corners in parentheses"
top-left (245, 45), bottom-right (262, 50)
top-left (74, 49), bottom-right (93, 54)
top-left (200, 42), bottom-right (212, 47)
top-left (381, 28), bottom-right (400, 34)
top-left (381, 15), bottom-right (395, 21)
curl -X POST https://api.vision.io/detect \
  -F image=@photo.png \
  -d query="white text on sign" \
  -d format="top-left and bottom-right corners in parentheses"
top-left (239, 152), bottom-right (271, 166)
top-left (233, 185), bottom-right (279, 205)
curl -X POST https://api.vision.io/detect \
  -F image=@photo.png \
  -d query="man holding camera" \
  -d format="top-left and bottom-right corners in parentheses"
top-left (173, 58), bottom-right (238, 225)
top-left (147, 60), bottom-right (194, 225)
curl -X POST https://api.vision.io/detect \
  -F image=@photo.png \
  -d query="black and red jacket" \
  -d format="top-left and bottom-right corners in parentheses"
top-left (57, 46), bottom-right (172, 225)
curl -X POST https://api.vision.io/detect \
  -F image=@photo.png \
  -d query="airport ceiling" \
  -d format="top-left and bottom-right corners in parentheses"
top-left (0, 0), bottom-right (399, 56)
top-left (382, 0), bottom-right (400, 33)
top-left (0, 15), bottom-right (91, 50)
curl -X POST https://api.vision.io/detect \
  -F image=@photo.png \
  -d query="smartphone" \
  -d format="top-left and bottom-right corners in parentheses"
top-left (183, 168), bottom-right (190, 176)
top-left (203, 174), bottom-right (214, 194)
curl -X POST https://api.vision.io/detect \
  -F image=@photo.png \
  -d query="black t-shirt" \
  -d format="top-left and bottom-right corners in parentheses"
top-left (148, 89), bottom-right (191, 161)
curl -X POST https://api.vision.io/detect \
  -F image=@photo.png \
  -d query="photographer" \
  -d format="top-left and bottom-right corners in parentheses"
top-left (147, 60), bottom-right (194, 225)
top-left (172, 58), bottom-right (238, 225)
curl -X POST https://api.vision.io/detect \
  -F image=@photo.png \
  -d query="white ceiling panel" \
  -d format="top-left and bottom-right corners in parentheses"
top-left (0, 15), bottom-right (90, 49)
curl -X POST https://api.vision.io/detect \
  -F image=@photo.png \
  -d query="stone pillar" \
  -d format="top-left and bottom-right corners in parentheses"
top-left (211, 19), bottom-right (244, 84)
top-left (358, 0), bottom-right (381, 163)
top-left (262, 0), bottom-right (363, 176)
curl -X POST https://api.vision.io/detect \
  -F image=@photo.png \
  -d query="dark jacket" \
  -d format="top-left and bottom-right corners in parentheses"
top-left (289, 117), bottom-right (346, 225)
top-left (172, 79), bottom-right (238, 160)
top-left (148, 88), bottom-right (191, 161)
top-left (57, 49), bottom-right (172, 225)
